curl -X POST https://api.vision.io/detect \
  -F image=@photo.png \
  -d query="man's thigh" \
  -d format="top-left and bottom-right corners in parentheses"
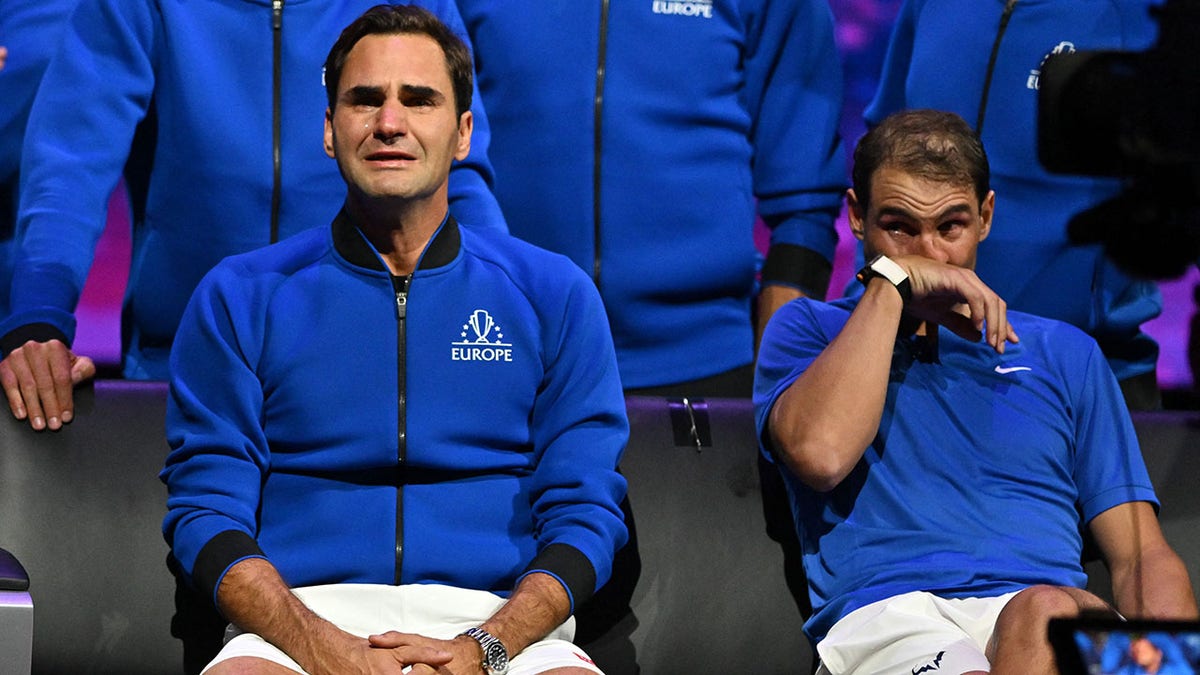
top-left (203, 634), bottom-right (601, 675)
top-left (815, 591), bottom-right (1020, 675)
top-left (201, 584), bottom-right (598, 675)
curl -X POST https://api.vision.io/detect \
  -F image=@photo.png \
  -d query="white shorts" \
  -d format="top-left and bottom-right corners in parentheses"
top-left (815, 590), bottom-right (1021, 675)
top-left (201, 583), bottom-right (603, 674)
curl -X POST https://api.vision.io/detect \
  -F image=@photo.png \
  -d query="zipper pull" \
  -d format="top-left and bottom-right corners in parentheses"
top-left (394, 274), bottom-right (411, 319)
top-left (272, 0), bottom-right (282, 30)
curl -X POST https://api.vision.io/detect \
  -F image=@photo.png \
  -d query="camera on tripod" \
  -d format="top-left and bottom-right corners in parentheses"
top-left (1038, 0), bottom-right (1200, 279)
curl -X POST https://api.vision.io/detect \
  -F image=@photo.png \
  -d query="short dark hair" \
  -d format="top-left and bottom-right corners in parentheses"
top-left (852, 109), bottom-right (990, 209)
top-left (323, 4), bottom-right (473, 118)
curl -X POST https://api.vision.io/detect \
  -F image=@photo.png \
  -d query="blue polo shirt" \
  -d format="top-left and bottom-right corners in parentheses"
top-left (754, 297), bottom-right (1158, 644)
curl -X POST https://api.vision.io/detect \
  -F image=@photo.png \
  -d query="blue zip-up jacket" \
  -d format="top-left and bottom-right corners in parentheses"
top-left (456, 0), bottom-right (847, 388)
top-left (864, 0), bottom-right (1163, 382)
top-left (161, 212), bottom-right (628, 611)
top-left (0, 0), bottom-right (81, 319)
top-left (2, 0), bottom-right (506, 380)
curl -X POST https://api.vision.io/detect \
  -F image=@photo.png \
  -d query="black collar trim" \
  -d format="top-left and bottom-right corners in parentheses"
top-left (330, 207), bottom-right (461, 272)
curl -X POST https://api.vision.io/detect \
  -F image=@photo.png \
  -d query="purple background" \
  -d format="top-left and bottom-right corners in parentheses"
top-left (70, 0), bottom-right (1199, 391)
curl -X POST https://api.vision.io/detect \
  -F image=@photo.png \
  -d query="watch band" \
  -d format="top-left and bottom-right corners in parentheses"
top-left (460, 626), bottom-right (509, 675)
top-left (857, 254), bottom-right (913, 305)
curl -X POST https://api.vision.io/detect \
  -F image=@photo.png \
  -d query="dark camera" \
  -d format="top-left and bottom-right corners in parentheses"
top-left (1037, 0), bottom-right (1200, 279)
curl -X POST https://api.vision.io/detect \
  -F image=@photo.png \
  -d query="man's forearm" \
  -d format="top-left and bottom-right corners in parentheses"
top-left (216, 557), bottom-right (360, 674)
top-left (476, 572), bottom-right (572, 658)
top-left (1092, 502), bottom-right (1199, 621)
top-left (769, 280), bottom-right (903, 491)
top-left (1111, 545), bottom-right (1199, 620)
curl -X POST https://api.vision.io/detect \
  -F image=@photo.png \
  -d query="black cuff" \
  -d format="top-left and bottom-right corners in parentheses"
top-left (1, 323), bottom-right (70, 359)
top-left (524, 543), bottom-right (597, 610)
top-left (192, 530), bottom-right (265, 605)
top-left (761, 244), bottom-right (832, 299)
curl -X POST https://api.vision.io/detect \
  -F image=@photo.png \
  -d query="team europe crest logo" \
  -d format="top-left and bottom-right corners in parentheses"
top-left (451, 309), bottom-right (514, 362)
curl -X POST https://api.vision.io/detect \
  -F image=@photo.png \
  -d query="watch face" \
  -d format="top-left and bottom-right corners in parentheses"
top-left (484, 642), bottom-right (509, 673)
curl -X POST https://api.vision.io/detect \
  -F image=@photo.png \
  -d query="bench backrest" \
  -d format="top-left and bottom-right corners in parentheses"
top-left (3, 383), bottom-right (1198, 673)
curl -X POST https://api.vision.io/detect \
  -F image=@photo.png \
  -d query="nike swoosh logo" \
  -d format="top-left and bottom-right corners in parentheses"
top-left (994, 366), bottom-right (1032, 374)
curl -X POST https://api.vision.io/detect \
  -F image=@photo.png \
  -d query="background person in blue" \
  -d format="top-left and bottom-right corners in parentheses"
top-left (0, 0), bottom-right (506, 432)
top-left (860, 0), bottom-right (1166, 409)
top-left (1, 1), bottom-right (82, 314)
top-left (453, 6), bottom-right (848, 666)
top-left (0, 0), bottom-right (82, 373)
top-left (454, 0), bottom-right (847, 398)
top-left (162, 6), bottom-right (626, 673)
top-left (754, 110), bottom-right (1197, 675)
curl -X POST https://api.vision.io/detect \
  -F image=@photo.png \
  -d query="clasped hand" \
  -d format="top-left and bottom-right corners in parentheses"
top-left (0, 339), bottom-right (96, 431)
top-left (341, 631), bottom-right (483, 675)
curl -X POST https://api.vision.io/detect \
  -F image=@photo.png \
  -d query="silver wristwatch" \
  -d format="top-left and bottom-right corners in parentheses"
top-left (460, 626), bottom-right (509, 675)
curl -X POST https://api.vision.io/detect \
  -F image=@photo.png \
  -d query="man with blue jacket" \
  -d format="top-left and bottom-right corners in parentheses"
top-left (0, 0), bottom-right (82, 322)
top-left (455, 0), bottom-right (847, 398)
top-left (454, 7), bottom-right (848, 665)
top-left (0, 0), bottom-right (506, 432)
top-left (0, 0), bottom-right (85, 412)
top-left (161, 7), bottom-right (626, 674)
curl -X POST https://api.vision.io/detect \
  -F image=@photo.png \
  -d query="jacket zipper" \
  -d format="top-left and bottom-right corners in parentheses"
top-left (270, 0), bottom-right (284, 244)
top-left (592, 0), bottom-right (610, 287)
top-left (977, 0), bottom-right (1019, 135)
top-left (392, 273), bottom-right (411, 585)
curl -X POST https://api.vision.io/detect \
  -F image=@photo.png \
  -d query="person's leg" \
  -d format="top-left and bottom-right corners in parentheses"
top-left (507, 638), bottom-right (604, 674)
top-left (205, 656), bottom-right (301, 675)
top-left (202, 585), bottom-right (595, 675)
top-left (987, 585), bottom-right (1117, 675)
top-left (817, 592), bottom-right (1001, 675)
top-left (201, 634), bottom-right (307, 674)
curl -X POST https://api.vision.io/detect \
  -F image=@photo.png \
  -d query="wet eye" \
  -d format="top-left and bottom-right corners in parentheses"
top-left (939, 221), bottom-right (966, 236)
top-left (400, 87), bottom-right (442, 109)
top-left (347, 92), bottom-right (384, 109)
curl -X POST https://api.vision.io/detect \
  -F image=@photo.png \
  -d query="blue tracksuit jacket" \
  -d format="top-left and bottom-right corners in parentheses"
top-left (162, 212), bottom-right (628, 611)
top-left (457, 0), bottom-right (847, 388)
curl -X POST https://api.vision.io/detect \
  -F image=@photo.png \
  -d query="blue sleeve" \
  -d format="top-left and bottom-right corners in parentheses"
top-left (2, 0), bottom-right (156, 344)
top-left (0, 0), bottom-right (79, 321)
top-left (160, 262), bottom-right (271, 604)
top-left (1069, 334), bottom-right (1159, 523)
top-left (863, 0), bottom-right (919, 127)
top-left (524, 270), bottom-right (628, 609)
top-left (414, 0), bottom-right (507, 233)
top-left (742, 0), bottom-right (847, 291)
top-left (0, 0), bottom-right (79, 184)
